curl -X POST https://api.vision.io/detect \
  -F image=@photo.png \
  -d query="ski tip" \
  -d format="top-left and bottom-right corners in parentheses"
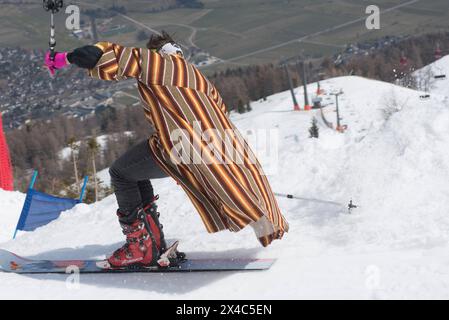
top-left (96, 260), bottom-right (111, 269)
top-left (171, 241), bottom-right (179, 251)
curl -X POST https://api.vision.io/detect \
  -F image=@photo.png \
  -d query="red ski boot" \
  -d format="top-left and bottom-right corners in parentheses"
top-left (143, 196), bottom-right (186, 261)
top-left (107, 207), bottom-right (159, 268)
top-left (143, 195), bottom-right (167, 253)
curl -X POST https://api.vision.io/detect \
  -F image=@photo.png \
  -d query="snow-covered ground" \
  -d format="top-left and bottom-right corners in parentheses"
top-left (414, 55), bottom-right (449, 98)
top-left (0, 190), bottom-right (25, 243)
top-left (2, 58), bottom-right (449, 299)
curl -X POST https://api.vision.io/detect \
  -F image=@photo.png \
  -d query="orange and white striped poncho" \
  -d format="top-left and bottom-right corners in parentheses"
top-left (89, 42), bottom-right (289, 246)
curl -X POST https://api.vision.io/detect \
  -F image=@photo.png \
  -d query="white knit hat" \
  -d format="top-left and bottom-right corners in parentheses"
top-left (159, 42), bottom-right (184, 57)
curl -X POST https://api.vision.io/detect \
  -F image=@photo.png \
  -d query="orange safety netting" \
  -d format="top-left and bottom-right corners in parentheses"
top-left (0, 113), bottom-right (13, 191)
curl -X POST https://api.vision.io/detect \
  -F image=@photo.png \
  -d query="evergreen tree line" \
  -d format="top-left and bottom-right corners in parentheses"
top-left (6, 106), bottom-right (152, 199)
top-left (209, 63), bottom-right (306, 112)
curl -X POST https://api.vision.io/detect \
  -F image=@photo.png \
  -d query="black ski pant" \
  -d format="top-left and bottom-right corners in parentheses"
top-left (109, 139), bottom-right (168, 214)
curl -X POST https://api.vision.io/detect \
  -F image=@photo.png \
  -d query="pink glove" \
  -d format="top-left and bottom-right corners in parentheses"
top-left (44, 51), bottom-right (69, 76)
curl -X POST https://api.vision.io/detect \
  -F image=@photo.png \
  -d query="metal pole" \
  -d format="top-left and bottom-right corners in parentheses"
top-left (298, 60), bottom-right (310, 109)
top-left (50, 12), bottom-right (56, 59)
top-left (330, 91), bottom-right (343, 131)
top-left (274, 192), bottom-right (345, 207)
top-left (43, 0), bottom-right (64, 60)
top-left (13, 170), bottom-right (38, 239)
top-left (282, 63), bottom-right (300, 111)
top-left (12, 225), bottom-right (19, 239)
top-left (29, 170), bottom-right (38, 190)
top-left (79, 176), bottom-right (89, 203)
top-left (335, 94), bottom-right (341, 128)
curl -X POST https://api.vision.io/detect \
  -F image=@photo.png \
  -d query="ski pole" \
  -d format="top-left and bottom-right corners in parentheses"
top-left (274, 192), bottom-right (358, 212)
top-left (43, 1), bottom-right (64, 62)
top-left (274, 192), bottom-right (343, 206)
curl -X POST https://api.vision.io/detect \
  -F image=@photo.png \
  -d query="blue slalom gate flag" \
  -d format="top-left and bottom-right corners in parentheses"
top-left (13, 171), bottom-right (88, 238)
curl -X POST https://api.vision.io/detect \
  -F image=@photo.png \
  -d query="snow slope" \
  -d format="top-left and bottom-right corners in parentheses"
top-left (0, 190), bottom-right (25, 243)
top-left (2, 66), bottom-right (449, 299)
top-left (415, 55), bottom-right (449, 98)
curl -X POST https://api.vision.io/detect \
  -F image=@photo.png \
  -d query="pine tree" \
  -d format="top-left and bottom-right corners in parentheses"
top-left (237, 99), bottom-right (246, 114)
top-left (67, 137), bottom-right (80, 194)
top-left (309, 117), bottom-right (319, 138)
top-left (87, 136), bottom-right (100, 202)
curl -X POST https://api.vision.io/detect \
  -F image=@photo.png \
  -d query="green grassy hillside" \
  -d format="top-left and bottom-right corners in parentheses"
top-left (1, 0), bottom-right (448, 71)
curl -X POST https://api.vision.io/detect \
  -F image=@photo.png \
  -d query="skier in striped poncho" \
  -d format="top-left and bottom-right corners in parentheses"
top-left (44, 31), bottom-right (289, 268)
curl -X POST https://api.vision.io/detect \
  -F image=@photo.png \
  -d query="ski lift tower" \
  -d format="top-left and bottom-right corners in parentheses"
top-left (330, 90), bottom-right (346, 133)
top-left (296, 59), bottom-right (311, 111)
top-left (280, 59), bottom-right (300, 111)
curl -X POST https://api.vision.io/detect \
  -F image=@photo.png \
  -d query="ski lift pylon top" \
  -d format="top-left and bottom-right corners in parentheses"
top-left (400, 52), bottom-right (408, 67)
top-left (435, 42), bottom-right (443, 60)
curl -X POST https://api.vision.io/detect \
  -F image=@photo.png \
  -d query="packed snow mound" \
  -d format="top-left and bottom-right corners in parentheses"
top-left (1, 75), bottom-right (449, 299)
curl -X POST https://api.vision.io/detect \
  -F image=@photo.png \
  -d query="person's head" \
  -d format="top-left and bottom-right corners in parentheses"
top-left (146, 30), bottom-right (184, 57)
